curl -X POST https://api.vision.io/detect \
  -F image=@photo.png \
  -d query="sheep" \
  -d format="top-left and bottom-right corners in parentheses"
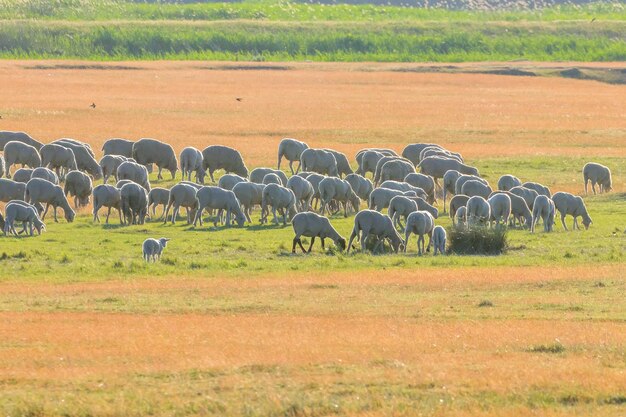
top-left (357, 150), bottom-right (384, 177)
top-left (278, 138), bottom-right (309, 174)
top-left (25, 178), bottom-right (75, 223)
top-left (552, 191), bottom-right (592, 231)
top-left (99, 155), bottom-right (129, 184)
top-left (180, 146), bottom-right (205, 184)
top-left (355, 148), bottom-right (396, 175)
top-left (262, 173), bottom-right (283, 186)
top-left (466, 196), bottom-right (491, 227)
top-left (531, 195), bottom-right (555, 233)
top-left (455, 175), bottom-right (489, 195)
top-left (40, 143), bottom-right (77, 180)
top-left (0, 156), bottom-right (4, 178)
top-left (193, 186), bottom-right (246, 227)
top-left (11, 168), bottom-right (33, 184)
top-left (379, 180), bottom-right (428, 201)
top-left (119, 182), bottom-right (149, 225)
top-left (202, 145), bottom-right (248, 183)
top-left (31, 167), bottom-right (59, 185)
top-left (3, 141), bottom-right (41, 177)
top-left (432, 225), bottom-right (447, 256)
top-left (142, 237), bottom-right (170, 262)
top-left (287, 175), bottom-right (314, 212)
top-left (489, 191), bottom-right (532, 228)
top-left (218, 174), bottom-right (248, 191)
top-left (404, 173), bottom-right (436, 204)
top-left (401, 143), bottom-right (441, 166)
top-left (509, 186), bottom-right (539, 210)
top-left (300, 149), bottom-right (338, 177)
top-left (92, 184), bottom-right (122, 224)
top-left (369, 188), bottom-right (417, 212)
top-left (102, 138), bottom-right (134, 157)
top-left (583, 162), bottom-right (612, 195)
top-left (449, 194), bottom-right (470, 225)
top-left (421, 148), bottom-right (463, 163)
top-left (56, 138), bottom-right (95, 157)
top-left (323, 149), bottom-right (352, 178)
top-left (418, 157), bottom-right (479, 186)
top-left (132, 138), bottom-right (178, 180)
top-left (291, 212), bottom-right (346, 253)
top-left (318, 177), bottom-right (360, 217)
top-left (3, 201), bottom-right (45, 236)
top-left (163, 183), bottom-right (199, 225)
top-left (455, 206), bottom-right (467, 227)
top-left (461, 179), bottom-right (493, 199)
top-left (52, 139), bottom-right (102, 180)
top-left (522, 181), bottom-right (551, 198)
top-left (404, 211), bottom-right (435, 255)
top-left (147, 187), bottom-right (169, 219)
top-left (347, 210), bottom-right (404, 254)
top-left (373, 156), bottom-right (411, 186)
top-left (250, 168), bottom-right (287, 186)
top-left (345, 173), bottom-right (373, 202)
top-left (442, 170), bottom-right (461, 214)
top-left (117, 161), bottom-right (151, 191)
top-left (232, 182), bottom-right (266, 223)
top-left (488, 193), bottom-right (511, 227)
top-left (0, 131), bottom-right (43, 151)
top-left (387, 195), bottom-right (417, 229)
top-left (498, 174), bottom-right (521, 191)
top-left (64, 170), bottom-right (93, 208)
top-left (115, 179), bottom-right (133, 189)
top-left (0, 178), bottom-right (27, 203)
top-left (379, 159), bottom-right (415, 184)
top-left (301, 172), bottom-right (326, 210)
top-left (261, 183), bottom-right (298, 226)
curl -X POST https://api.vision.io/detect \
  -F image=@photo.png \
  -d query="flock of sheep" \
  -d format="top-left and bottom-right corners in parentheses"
top-left (0, 130), bottom-right (613, 259)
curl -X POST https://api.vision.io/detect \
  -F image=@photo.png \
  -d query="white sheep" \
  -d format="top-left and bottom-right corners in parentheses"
top-left (488, 193), bottom-right (511, 227)
top-left (262, 173), bottom-right (283, 186)
top-left (0, 131), bottom-right (43, 151)
top-left (489, 191), bottom-right (532, 228)
top-left (442, 169), bottom-right (461, 214)
top-left (318, 177), bottom-right (360, 217)
top-left (455, 206), bottom-right (467, 228)
top-left (322, 149), bottom-right (353, 178)
top-left (261, 183), bottom-right (298, 226)
top-left (449, 194), bottom-right (469, 226)
top-left (64, 170), bottom-right (93, 208)
top-left (52, 139), bottom-right (102, 179)
top-left (218, 174), bottom-right (248, 191)
top-left (387, 195), bottom-right (417, 229)
top-left (583, 162), bottom-right (612, 195)
top-left (291, 212), bottom-right (346, 253)
top-left (277, 138), bottom-right (308, 174)
top-left (347, 209), bottom-right (404, 253)
top-left (99, 155), bottom-right (130, 184)
top-left (509, 186), bottom-right (539, 210)
top-left (522, 181), bottom-right (551, 198)
top-left (404, 173), bottom-right (436, 204)
top-left (368, 188), bottom-right (417, 211)
top-left (0, 178), bottom-right (27, 203)
top-left (31, 167), bottom-right (59, 185)
top-left (194, 186), bottom-right (246, 227)
top-left (232, 182), bottom-right (266, 223)
top-left (40, 143), bottom-right (77, 180)
top-left (25, 178), bottom-right (75, 223)
top-left (3, 141), bottom-right (41, 177)
top-left (120, 182), bottom-right (149, 225)
top-left (12, 168), bottom-right (33, 184)
top-left (345, 173), bottom-right (374, 202)
top-left (421, 148), bottom-right (463, 163)
top-left (202, 145), bottom-right (248, 183)
top-left (357, 150), bottom-right (384, 177)
top-left (531, 195), bottom-right (555, 233)
top-left (142, 237), bottom-right (170, 262)
top-left (147, 187), bottom-right (170, 219)
top-left (180, 146), bottom-right (205, 184)
top-left (432, 225), bottom-right (446, 256)
top-left (404, 211), bottom-right (435, 255)
top-left (92, 184), bottom-right (122, 224)
top-left (401, 143), bottom-right (440, 166)
top-left (300, 149), bottom-right (338, 177)
top-left (163, 183), bottom-right (199, 225)
top-left (552, 191), bottom-right (592, 231)
top-left (117, 161), bottom-right (151, 191)
top-left (455, 175), bottom-right (488, 195)
top-left (418, 156), bottom-right (479, 185)
top-left (466, 196), bottom-right (491, 227)
top-left (250, 167), bottom-right (288, 186)
top-left (287, 175), bottom-right (315, 212)
top-left (132, 138), bottom-right (178, 180)
top-left (379, 180), bottom-right (428, 201)
top-left (497, 174), bottom-right (521, 191)
top-left (102, 138), bottom-right (134, 157)
top-left (300, 172), bottom-right (326, 211)
top-left (3, 200), bottom-right (45, 236)
top-left (373, 156), bottom-right (412, 186)
top-left (462, 180), bottom-right (493, 200)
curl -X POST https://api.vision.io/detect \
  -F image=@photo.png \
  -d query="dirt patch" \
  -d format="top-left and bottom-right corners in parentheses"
top-left (23, 64), bottom-right (144, 71)
top-left (197, 64), bottom-right (293, 71)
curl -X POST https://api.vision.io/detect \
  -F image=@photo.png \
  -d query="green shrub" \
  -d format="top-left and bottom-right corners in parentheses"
top-left (448, 225), bottom-right (507, 255)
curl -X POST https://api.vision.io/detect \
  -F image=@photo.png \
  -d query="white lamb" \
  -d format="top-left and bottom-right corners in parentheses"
top-left (432, 225), bottom-right (446, 256)
top-left (531, 195), bottom-right (555, 233)
top-left (488, 193), bottom-right (511, 227)
top-left (404, 211), bottom-right (435, 255)
top-left (583, 162), bottom-right (612, 195)
top-left (142, 237), bottom-right (170, 262)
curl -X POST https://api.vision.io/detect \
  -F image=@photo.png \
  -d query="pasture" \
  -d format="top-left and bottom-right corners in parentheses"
top-left (0, 61), bottom-right (625, 416)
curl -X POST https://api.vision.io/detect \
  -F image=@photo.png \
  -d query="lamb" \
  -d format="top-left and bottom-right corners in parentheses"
top-left (100, 155), bottom-right (129, 184)
top-left (142, 237), bottom-right (170, 262)
top-left (262, 173), bottom-right (283, 186)
top-left (218, 174), bottom-right (248, 190)
top-left (454, 175), bottom-right (488, 195)
top-left (488, 193), bottom-right (512, 227)
top-left (31, 167), bottom-right (59, 185)
top-left (552, 191), bottom-right (592, 231)
top-left (442, 169), bottom-right (461, 214)
top-left (232, 182), bottom-right (266, 223)
top-left (461, 179), bottom-right (493, 199)
top-left (287, 175), bottom-right (315, 212)
top-left (373, 156), bottom-right (411, 186)
top-left (40, 143), bottom-right (77, 180)
top-left (277, 138), bottom-right (308, 174)
top-left (432, 225), bottom-right (446, 256)
top-left (0, 179), bottom-right (27, 203)
top-left (300, 149), bottom-right (338, 177)
top-left (318, 177), bottom-right (360, 217)
top-left (347, 210), bottom-right (404, 253)
top-left (531, 195), bottom-right (555, 233)
top-left (202, 145), bottom-right (248, 183)
top-left (132, 138), bottom-right (178, 180)
top-left (404, 211), bottom-right (435, 255)
top-left (379, 159), bottom-right (415, 184)
top-left (291, 212), bottom-right (346, 253)
top-left (119, 182), bottom-right (149, 225)
top-left (583, 162), bottom-right (612, 195)
top-left (51, 139), bottom-right (102, 179)
top-left (102, 138), bottom-right (134, 157)
top-left (497, 174), bottom-right (522, 191)
top-left (455, 206), bottom-right (467, 227)
top-left (509, 186), bottom-right (539, 210)
top-left (180, 146), bottom-right (205, 184)
top-left (387, 195), bottom-right (418, 229)
top-left (449, 194), bottom-right (470, 225)
top-left (117, 161), bottom-right (151, 191)
top-left (356, 150), bottom-right (384, 177)
top-left (92, 184), bottom-right (122, 223)
top-left (3, 201), bottom-right (45, 236)
top-left (11, 168), bottom-right (33, 184)
top-left (250, 167), bottom-right (287, 186)
top-left (64, 170), bottom-right (93, 208)
top-left (345, 173), bottom-right (373, 202)
top-left (418, 156), bottom-right (479, 185)
top-left (260, 183), bottom-right (298, 226)
top-left (379, 180), bottom-right (428, 201)
top-left (323, 149), bottom-right (352, 178)
top-left (163, 183), bottom-right (199, 225)
top-left (404, 173), bottom-right (436, 204)
top-left (0, 131), bottom-right (43, 151)
top-left (3, 141), bottom-right (41, 177)
top-left (466, 196), bottom-right (491, 227)
top-left (147, 187), bottom-right (169, 219)
top-left (489, 191), bottom-right (532, 228)
top-left (369, 188), bottom-right (417, 211)
top-left (401, 143), bottom-right (441, 166)
top-left (522, 181), bottom-right (551, 198)
top-left (25, 178), bottom-right (75, 223)
top-left (194, 186), bottom-right (246, 227)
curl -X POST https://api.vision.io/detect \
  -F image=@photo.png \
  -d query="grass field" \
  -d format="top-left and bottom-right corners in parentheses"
top-left (0, 61), bottom-right (625, 416)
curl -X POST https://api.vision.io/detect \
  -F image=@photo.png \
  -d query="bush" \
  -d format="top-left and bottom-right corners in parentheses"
top-left (448, 225), bottom-right (507, 255)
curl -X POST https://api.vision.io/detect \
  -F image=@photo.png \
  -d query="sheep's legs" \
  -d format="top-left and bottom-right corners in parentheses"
top-left (307, 237), bottom-right (316, 253)
top-left (560, 213), bottom-right (568, 230)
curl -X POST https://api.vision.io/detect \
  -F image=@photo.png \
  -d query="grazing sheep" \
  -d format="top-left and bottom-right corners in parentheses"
top-left (278, 138), bottom-right (309, 174)
top-left (92, 184), bottom-right (122, 224)
top-left (442, 169), bottom-right (461, 214)
top-left (345, 173), bottom-right (373, 202)
top-left (318, 177), bottom-right (360, 217)
top-left (64, 170), bottom-right (93, 208)
top-left (379, 180), bottom-right (428, 201)
top-left (531, 195), bottom-right (555, 233)
top-left (355, 148), bottom-right (396, 175)
top-left (402, 143), bottom-right (441, 166)
top-left (522, 181), bottom-right (551, 198)
top-left (119, 182), bottom-right (148, 225)
top-left (418, 157), bottom-right (479, 185)
top-left (218, 174), bottom-right (248, 191)
top-left (132, 138), bottom-right (178, 180)
top-left (52, 139), bottom-right (102, 179)
top-left (194, 186), bottom-right (246, 227)
top-left (373, 156), bottom-right (411, 186)
top-left (509, 186), bottom-right (539, 210)
top-left (301, 172), bottom-right (326, 210)
top-left (0, 131), bottom-right (43, 151)
top-left (300, 149), bottom-right (338, 177)
top-left (102, 138), bottom-right (134, 157)
top-left (489, 191), bottom-right (532, 228)
top-left (488, 193), bottom-right (512, 227)
top-left (117, 161), bottom-right (151, 191)
top-left (449, 194), bottom-right (470, 225)
top-left (262, 173), bottom-right (283, 186)
top-left (180, 146), bottom-right (205, 184)
top-left (347, 210), bottom-right (404, 254)
top-left (455, 206), bottom-right (467, 227)
top-left (58, 138), bottom-right (95, 157)
top-left (0, 178), bottom-right (27, 203)
top-left (404, 211), bottom-right (435, 255)
top-left (31, 167), bottom-right (59, 185)
top-left (404, 173), bottom-right (436, 204)
top-left (583, 162), bottom-right (612, 195)
top-left (461, 179), bottom-right (493, 199)
top-left (261, 183), bottom-right (297, 226)
top-left (369, 188), bottom-right (417, 211)
top-left (421, 148), bottom-right (463, 163)
top-left (40, 143), bottom-right (77, 180)
top-left (3, 141), bottom-right (41, 177)
top-left (12, 168), bottom-right (33, 184)
top-left (202, 145), bottom-right (248, 183)
top-left (249, 167), bottom-right (287, 186)
top-left (323, 149), bottom-right (352, 178)
top-left (498, 174), bottom-right (522, 191)
top-left (552, 191), bottom-right (592, 231)
top-left (432, 225), bottom-right (446, 256)
top-left (163, 183), bottom-right (199, 225)
top-left (455, 175), bottom-right (489, 195)
top-left (147, 187), bottom-right (169, 219)
top-left (99, 155), bottom-right (129, 184)
top-left (379, 159), bottom-right (415, 184)
top-left (232, 182), bottom-right (266, 223)
top-left (357, 150), bottom-right (384, 177)
top-left (25, 178), bottom-right (75, 223)
top-left (3, 201), bottom-right (45, 236)
top-left (287, 175), bottom-right (315, 212)
top-left (142, 237), bottom-right (170, 262)
top-left (387, 195), bottom-right (418, 229)
top-left (466, 196), bottom-right (491, 227)
top-left (291, 212), bottom-right (346, 253)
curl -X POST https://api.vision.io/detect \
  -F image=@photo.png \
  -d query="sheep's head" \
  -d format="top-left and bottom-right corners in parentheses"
top-left (582, 216), bottom-right (592, 230)
top-left (235, 212), bottom-right (246, 227)
top-left (336, 237), bottom-right (347, 252)
top-left (65, 208), bottom-right (76, 223)
top-left (34, 219), bottom-right (45, 235)
top-left (159, 237), bottom-right (170, 248)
